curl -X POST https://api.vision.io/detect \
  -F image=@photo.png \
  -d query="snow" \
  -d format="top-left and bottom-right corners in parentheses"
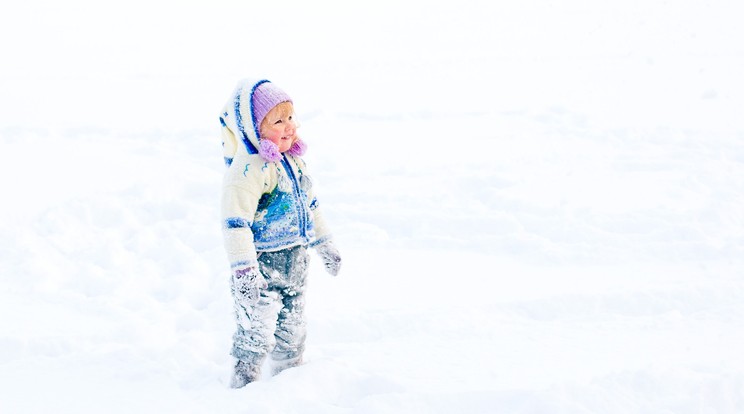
top-left (1, 0), bottom-right (744, 412)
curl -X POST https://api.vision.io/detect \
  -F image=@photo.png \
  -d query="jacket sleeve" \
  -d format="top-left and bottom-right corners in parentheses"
top-left (309, 194), bottom-right (333, 247)
top-left (221, 155), bottom-right (269, 269)
top-left (296, 158), bottom-right (333, 248)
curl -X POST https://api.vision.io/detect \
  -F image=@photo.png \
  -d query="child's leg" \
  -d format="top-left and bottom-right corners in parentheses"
top-left (257, 246), bottom-right (310, 376)
top-left (272, 289), bottom-right (307, 375)
top-left (229, 271), bottom-right (281, 385)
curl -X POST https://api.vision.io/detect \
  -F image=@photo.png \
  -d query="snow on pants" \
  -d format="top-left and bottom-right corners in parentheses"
top-left (230, 245), bottom-right (309, 376)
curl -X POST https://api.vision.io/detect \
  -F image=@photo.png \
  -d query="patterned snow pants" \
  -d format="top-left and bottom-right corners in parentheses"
top-left (230, 245), bottom-right (309, 376)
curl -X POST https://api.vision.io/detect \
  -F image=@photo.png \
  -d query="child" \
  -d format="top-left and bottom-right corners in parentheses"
top-left (218, 79), bottom-right (342, 388)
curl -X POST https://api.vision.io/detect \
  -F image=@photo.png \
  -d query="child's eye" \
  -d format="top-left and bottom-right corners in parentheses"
top-left (274, 119), bottom-right (282, 124)
top-left (288, 115), bottom-right (293, 121)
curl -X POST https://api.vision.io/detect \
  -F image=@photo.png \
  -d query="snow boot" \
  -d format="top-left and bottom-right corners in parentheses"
top-left (271, 356), bottom-right (303, 377)
top-left (230, 360), bottom-right (260, 388)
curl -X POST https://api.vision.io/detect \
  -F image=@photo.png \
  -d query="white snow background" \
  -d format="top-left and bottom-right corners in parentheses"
top-left (1, 0), bottom-right (744, 412)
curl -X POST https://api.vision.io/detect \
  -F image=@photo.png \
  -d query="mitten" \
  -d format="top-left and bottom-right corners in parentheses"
top-left (316, 241), bottom-right (342, 276)
top-left (232, 266), bottom-right (268, 308)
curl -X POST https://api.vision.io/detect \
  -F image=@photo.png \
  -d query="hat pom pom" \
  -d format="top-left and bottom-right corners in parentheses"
top-left (258, 139), bottom-right (282, 162)
top-left (287, 139), bottom-right (307, 157)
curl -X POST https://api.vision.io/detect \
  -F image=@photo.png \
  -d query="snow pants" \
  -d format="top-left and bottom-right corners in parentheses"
top-left (230, 245), bottom-right (309, 376)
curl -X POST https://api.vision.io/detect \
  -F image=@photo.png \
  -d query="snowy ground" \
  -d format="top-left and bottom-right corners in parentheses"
top-left (2, 1), bottom-right (744, 413)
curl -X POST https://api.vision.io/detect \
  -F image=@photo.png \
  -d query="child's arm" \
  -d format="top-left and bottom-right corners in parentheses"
top-left (308, 197), bottom-right (341, 276)
top-left (222, 183), bottom-right (261, 269)
top-left (309, 198), bottom-right (333, 248)
top-left (295, 157), bottom-right (332, 248)
top-left (294, 157), bottom-right (341, 276)
top-left (221, 157), bottom-right (270, 270)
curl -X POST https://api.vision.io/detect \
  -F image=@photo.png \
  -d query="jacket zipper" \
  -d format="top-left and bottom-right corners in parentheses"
top-left (281, 154), bottom-right (308, 240)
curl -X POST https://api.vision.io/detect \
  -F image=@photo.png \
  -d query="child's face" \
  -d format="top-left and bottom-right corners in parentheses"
top-left (259, 102), bottom-right (297, 153)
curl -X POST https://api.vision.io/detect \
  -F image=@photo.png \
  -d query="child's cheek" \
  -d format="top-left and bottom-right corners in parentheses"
top-left (262, 128), bottom-right (282, 145)
top-left (267, 135), bottom-right (283, 147)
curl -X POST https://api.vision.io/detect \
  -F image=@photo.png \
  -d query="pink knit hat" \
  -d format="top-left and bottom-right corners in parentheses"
top-left (251, 81), bottom-right (292, 128)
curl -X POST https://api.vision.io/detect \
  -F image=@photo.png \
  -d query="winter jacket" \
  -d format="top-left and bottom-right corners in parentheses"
top-left (219, 79), bottom-right (332, 270)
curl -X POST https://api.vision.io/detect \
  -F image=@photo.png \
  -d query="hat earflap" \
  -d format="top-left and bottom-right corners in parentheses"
top-left (287, 139), bottom-right (307, 157)
top-left (258, 139), bottom-right (282, 162)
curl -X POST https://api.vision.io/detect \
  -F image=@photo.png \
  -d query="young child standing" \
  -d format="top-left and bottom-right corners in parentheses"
top-left (218, 79), bottom-right (341, 388)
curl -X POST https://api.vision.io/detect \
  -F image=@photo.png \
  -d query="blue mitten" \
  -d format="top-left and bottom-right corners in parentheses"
top-left (316, 241), bottom-right (342, 277)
